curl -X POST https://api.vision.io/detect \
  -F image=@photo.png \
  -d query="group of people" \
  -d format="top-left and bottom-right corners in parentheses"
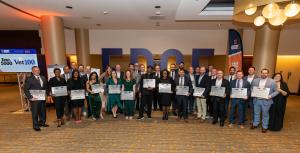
top-left (23, 62), bottom-right (290, 133)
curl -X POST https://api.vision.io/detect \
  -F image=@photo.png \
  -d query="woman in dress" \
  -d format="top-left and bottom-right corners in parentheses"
top-left (158, 69), bottom-right (175, 120)
top-left (48, 68), bottom-right (67, 127)
top-left (106, 69), bottom-right (123, 118)
top-left (67, 69), bottom-right (85, 124)
top-left (99, 65), bottom-right (112, 118)
top-left (269, 73), bottom-right (290, 131)
top-left (86, 72), bottom-right (102, 120)
top-left (122, 70), bottom-right (136, 120)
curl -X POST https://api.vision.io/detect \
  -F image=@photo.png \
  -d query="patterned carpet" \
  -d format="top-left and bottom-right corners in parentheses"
top-left (0, 85), bottom-right (299, 153)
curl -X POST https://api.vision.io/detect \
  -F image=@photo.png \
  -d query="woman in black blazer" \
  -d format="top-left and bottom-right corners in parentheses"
top-left (48, 68), bottom-right (67, 127)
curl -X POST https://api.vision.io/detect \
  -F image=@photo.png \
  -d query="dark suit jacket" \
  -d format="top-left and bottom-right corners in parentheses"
top-left (230, 79), bottom-right (251, 98)
top-left (116, 71), bottom-right (124, 80)
top-left (24, 75), bottom-right (47, 100)
top-left (195, 74), bottom-right (211, 98)
top-left (174, 76), bottom-right (193, 94)
top-left (140, 73), bottom-right (156, 95)
top-left (210, 79), bottom-right (231, 98)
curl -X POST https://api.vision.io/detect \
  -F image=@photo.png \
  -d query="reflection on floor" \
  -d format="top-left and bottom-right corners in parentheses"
top-left (0, 85), bottom-right (299, 153)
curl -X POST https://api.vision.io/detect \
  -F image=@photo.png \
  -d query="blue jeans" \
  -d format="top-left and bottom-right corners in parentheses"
top-left (187, 95), bottom-right (195, 113)
top-left (229, 99), bottom-right (245, 124)
top-left (253, 99), bottom-right (272, 129)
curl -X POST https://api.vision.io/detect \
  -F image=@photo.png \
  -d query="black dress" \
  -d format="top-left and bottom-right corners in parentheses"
top-left (158, 78), bottom-right (175, 106)
top-left (269, 82), bottom-right (290, 131)
top-left (67, 78), bottom-right (85, 108)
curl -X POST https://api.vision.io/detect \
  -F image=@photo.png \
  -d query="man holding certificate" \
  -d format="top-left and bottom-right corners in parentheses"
top-left (210, 70), bottom-right (230, 127)
top-left (24, 66), bottom-right (48, 131)
top-left (174, 69), bottom-right (193, 123)
top-left (137, 65), bottom-right (156, 120)
top-left (194, 66), bottom-right (211, 122)
top-left (228, 70), bottom-right (250, 129)
top-left (250, 68), bottom-right (279, 133)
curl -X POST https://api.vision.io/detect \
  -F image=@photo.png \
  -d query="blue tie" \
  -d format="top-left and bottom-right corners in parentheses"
top-left (237, 80), bottom-right (240, 88)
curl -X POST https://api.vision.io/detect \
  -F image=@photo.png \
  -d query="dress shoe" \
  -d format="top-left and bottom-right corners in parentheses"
top-left (262, 128), bottom-right (268, 133)
top-left (184, 119), bottom-right (188, 123)
top-left (33, 127), bottom-right (41, 131)
top-left (40, 124), bottom-right (49, 127)
top-left (220, 122), bottom-right (224, 127)
top-left (250, 125), bottom-right (258, 129)
top-left (212, 120), bottom-right (217, 124)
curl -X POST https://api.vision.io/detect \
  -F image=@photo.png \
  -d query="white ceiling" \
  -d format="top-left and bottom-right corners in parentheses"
top-left (0, 0), bottom-right (300, 30)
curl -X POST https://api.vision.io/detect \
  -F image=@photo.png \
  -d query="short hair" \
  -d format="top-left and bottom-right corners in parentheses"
top-left (249, 66), bottom-right (256, 70)
top-left (170, 63), bottom-right (176, 67)
top-left (53, 68), bottom-right (61, 73)
top-left (63, 65), bottom-right (69, 69)
top-left (31, 66), bottom-right (39, 70)
top-left (236, 70), bottom-right (243, 74)
top-left (78, 64), bottom-right (84, 68)
top-left (229, 66), bottom-right (236, 70)
top-left (128, 63), bottom-right (134, 66)
top-left (147, 65), bottom-right (153, 69)
top-left (261, 68), bottom-right (270, 73)
top-left (179, 61), bottom-right (184, 65)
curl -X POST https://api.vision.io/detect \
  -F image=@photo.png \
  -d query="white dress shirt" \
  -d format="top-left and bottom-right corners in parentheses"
top-left (247, 75), bottom-right (255, 84)
top-left (259, 78), bottom-right (267, 88)
top-left (34, 75), bottom-right (43, 87)
top-left (216, 78), bottom-right (222, 87)
top-left (179, 77), bottom-right (185, 86)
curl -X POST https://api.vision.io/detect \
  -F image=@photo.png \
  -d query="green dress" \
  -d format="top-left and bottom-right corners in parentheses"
top-left (106, 78), bottom-right (123, 112)
top-left (88, 82), bottom-right (102, 119)
top-left (123, 79), bottom-right (136, 116)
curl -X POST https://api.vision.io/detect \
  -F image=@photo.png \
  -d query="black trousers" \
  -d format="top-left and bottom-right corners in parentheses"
top-left (171, 93), bottom-right (177, 113)
top-left (139, 95), bottom-right (153, 117)
top-left (53, 97), bottom-right (65, 119)
top-left (30, 100), bottom-right (46, 128)
top-left (212, 97), bottom-right (226, 123)
top-left (135, 92), bottom-right (140, 111)
top-left (153, 91), bottom-right (161, 111)
top-left (207, 96), bottom-right (214, 116)
top-left (176, 96), bottom-right (188, 119)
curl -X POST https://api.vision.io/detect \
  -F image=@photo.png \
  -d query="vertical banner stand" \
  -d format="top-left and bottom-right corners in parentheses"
top-left (16, 73), bottom-right (25, 112)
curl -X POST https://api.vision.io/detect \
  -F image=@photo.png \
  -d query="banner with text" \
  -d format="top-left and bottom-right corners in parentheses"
top-left (227, 29), bottom-right (243, 71)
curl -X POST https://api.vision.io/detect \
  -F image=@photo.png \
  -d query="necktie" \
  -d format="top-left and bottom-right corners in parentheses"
top-left (36, 76), bottom-right (42, 87)
top-left (180, 77), bottom-right (183, 86)
top-left (229, 76), bottom-right (232, 82)
top-left (237, 79), bottom-right (240, 88)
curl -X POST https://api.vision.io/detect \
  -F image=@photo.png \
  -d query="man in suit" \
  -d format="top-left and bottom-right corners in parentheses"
top-left (169, 63), bottom-right (177, 115)
top-left (175, 62), bottom-right (188, 75)
top-left (174, 69), bottom-right (193, 122)
top-left (207, 68), bottom-right (217, 118)
top-left (207, 64), bottom-right (214, 76)
top-left (187, 66), bottom-right (196, 114)
top-left (250, 68), bottom-right (279, 133)
top-left (24, 66), bottom-right (49, 131)
top-left (137, 65), bottom-right (156, 120)
top-left (243, 66), bottom-right (258, 123)
top-left (78, 64), bottom-right (89, 117)
top-left (115, 64), bottom-right (124, 80)
top-left (70, 62), bottom-right (77, 76)
top-left (228, 70), bottom-right (251, 129)
top-left (62, 65), bottom-right (72, 121)
top-left (153, 64), bottom-right (162, 111)
top-left (195, 66), bottom-right (211, 122)
top-left (210, 70), bottom-right (230, 127)
top-left (224, 66), bottom-right (236, 116)
top-left (135, 64), bottom-right (146, 111)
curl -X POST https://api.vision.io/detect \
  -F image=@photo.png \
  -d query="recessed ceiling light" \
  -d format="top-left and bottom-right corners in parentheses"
top-left (83, 16), bottom-right (92, 19)
top-left (96, 24), bottom-right (101, 26)
top-left (65, 6), bottom-right (73, 9)
top-left (155, 11), bottom-right (161, 15)
top-left (154, 5), bottom-right (161, 9)
top-left (103, 11), bottom-right (109, 15)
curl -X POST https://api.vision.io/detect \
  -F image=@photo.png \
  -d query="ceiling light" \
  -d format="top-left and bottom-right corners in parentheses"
top-left (245, 6), bottom-right (257, 15)
top-left (103, 11), bottom-right (109, 15)
top-left (284, 2), bottom-right (300, 17)
top-left (254, 16), bottom-right (265, 26)
top-left (262, 3), bottom-right (280, 19)
top-left (269, 9), bottom-right (288, 26)
top-left (65, 6), bottom-right (73, 9)
top-left (155, 11), bottom-right (161, 15)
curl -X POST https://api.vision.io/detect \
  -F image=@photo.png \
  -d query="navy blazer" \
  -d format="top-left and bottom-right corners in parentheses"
top-left (174, 76), bottom-right (193, 94)
top-left (230, 79), bottom-right (251, 98)
top-left (195, 74), bottom-right (211, 98)
top-left (24, 75), bottom-right (47, 100)
top-left (210, 79), bottom-right (231, 98)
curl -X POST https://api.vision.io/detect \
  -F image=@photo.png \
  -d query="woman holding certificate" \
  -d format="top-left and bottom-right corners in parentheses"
top-left (106, 69), bottom-right (123, 118)
top-left (86, 72), bottom-right (102, 120)
top-left (68, 69), bottom-right (85, 124)
top-left (158, 69), bottom-right (175, 120)
top-left (269, 73), bottom-right (290, 131)
top-left (122, 70), bottom-right (136, 120)
top-left (48, 68), bottom-right (68, 127)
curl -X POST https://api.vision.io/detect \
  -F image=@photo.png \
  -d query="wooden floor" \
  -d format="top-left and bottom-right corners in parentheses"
top-left (0, 85), bottom-right (300, 153)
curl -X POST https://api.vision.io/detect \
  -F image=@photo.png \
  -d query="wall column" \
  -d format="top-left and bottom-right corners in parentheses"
top-left (253, 24), bottom-right (281, 75)
top-left (75, 28), bottom-right (90, 66)
top-left (40, 16), bottom-right (66, 65)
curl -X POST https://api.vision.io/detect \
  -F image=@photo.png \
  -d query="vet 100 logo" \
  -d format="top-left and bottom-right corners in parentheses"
top-left (0, 58), bottom-right (36, 65)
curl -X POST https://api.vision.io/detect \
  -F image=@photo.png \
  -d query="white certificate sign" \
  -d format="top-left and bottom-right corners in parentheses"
top-left (251, 87), bottom-right (270, 99)
top-left (108, 85), bottom-right (121, 94)
top-left (159, 83), bottom-right (172, 93)
top-left (91, 84), bottom-right (104, 93)
top-left (231, 88), bottom-right (247, 99)
top-left (210, 86), bottom-right (226, 97)
top-left (51, 86), bottom-right (68, 97)
top-left (193, 87), bottom-right (205, 97)
top-left (143, 79), bottom-right (156, 88)
top-left (70, 90), bottom-right (85, 100)
top-left (121, 91), bottom-right (134, 100)
top-left (176, 86), bottom-right (189, 96)
top-left (29, 90), bottom-right (46, 101)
